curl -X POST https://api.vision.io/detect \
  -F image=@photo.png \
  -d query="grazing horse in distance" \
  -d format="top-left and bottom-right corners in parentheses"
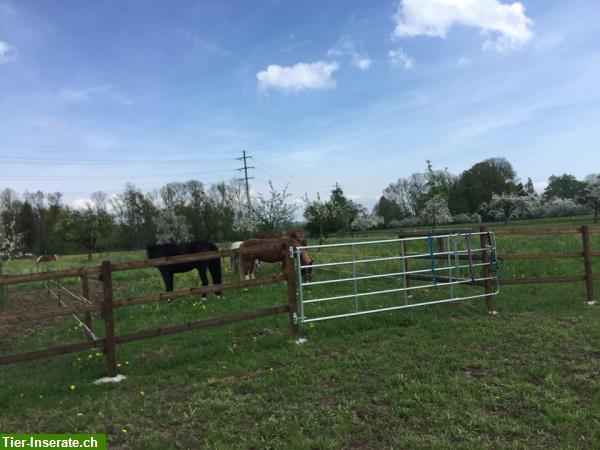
top-left (146, 240), bottom-right (222, 298)
top-left (36, 254), bottom-right (58, 272)
top-left (37, 254), bottom-right (58, 264)
top-left (239, 238), bottom-right (313, 281)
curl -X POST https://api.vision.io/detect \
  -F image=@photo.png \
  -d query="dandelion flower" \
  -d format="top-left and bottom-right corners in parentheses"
top-left (139, 391), bottom-right (145, 396)
top-left (77, 412), bottom-right (84, 417)
top-left (121, 429), bottom-right (128, 434)
top-left (70, 385), bottom-right (76, 391)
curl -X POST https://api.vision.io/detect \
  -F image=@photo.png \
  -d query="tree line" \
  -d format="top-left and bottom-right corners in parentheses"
top-left (1, 157), bottom-right (600, 267)
top-left (0, 180), bottom-right (252, 261)
top-left (372, 158), bottom-right (600, 227)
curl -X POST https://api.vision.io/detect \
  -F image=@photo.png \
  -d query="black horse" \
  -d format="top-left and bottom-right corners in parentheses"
top-left (146, 240), bottom-right (223, 298)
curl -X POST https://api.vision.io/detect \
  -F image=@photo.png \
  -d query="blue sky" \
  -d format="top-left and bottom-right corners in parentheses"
top-left (1, 0), bottom-right (599, 210)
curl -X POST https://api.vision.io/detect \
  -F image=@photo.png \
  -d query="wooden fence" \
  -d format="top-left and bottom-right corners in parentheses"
top-left (1, 227), bottom-right (598, 375)
top-left (0, 239), bottom-right (300, 377)
top-left (399, 225), bottom-right (600, 310)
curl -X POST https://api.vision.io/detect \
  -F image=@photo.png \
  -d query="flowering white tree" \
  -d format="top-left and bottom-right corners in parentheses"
top-left (420, 195), bottom-right (452, 227)
top-left (539, 197), bottom-right (582, 218)
top-left (480, 193), bottom-right (536, 224)
top-left (303, 193), bottom-right (346, 241)
top-left (351, 214), bottom-right (384, 232)
top-left (234, 182), bottom-right (296, 235)
top-left (0, 218), bottom-right (23, 303)
top-left (578, 175), bottom-right (600, 223)
top-left (155, 210), bottom-right (193, 244)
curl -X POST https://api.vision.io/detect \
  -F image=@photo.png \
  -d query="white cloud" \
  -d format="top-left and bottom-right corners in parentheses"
top-left (71, 198), bottom-right (93, 210)
top-left (256, 61), bottom-right (340, 93)
top-left (392, 0), bottom-right (534, 52)
top-left (457, 56), bottom-right (471, 66)
top-left (328, 35), bottom-right (372, 70)
top-left (59, 85), bottom-right (132, 105)
top-left (0, 40), bottom-right (17, 64)
top-left (389, 48), bottom-right (415, 69)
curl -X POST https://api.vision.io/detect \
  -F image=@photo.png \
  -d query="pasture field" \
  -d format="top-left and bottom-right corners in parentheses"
top-left (1, 220), bottom-right (600, 449)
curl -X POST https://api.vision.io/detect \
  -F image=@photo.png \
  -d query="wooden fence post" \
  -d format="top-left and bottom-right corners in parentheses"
top-left (284, 240), bottom-right (301, 340)
top-left (479, 226), bottom-right (496, 312)
top-left (81, 275), bottom-right (92, 331)
top-left (101, 261), bottom-right (118, 377)
top-left (581, 226), bottom-right (595, 303)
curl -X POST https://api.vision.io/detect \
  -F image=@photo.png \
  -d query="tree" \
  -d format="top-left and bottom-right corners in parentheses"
top-left (450, 158), bottom-right (518, 214)
top-left (350, 214), bottom-right (384, 232)
top-left (373, 196), bottom-right (406, 225)
top-left (235, 181), bottom-right (296, 234)
top-left (517, 177), bottom-right (536, 196)
top-left (424, 160), bottom-right (454, 200)
top-left (480, 193), bottom-right (535, 224)
top-left (304, 185), bottom-right (365, 237)
top-left (111, 184), bottom-right (158, 249)
top-left (303, 193), bottom-right (343, 239)
top-left (0, 218), bottom-right (23, 302)
top-left (62, 207), bottom-right (113, 260)
top-left (420, 195), bottom-right (452, 228)
top-left (577, 175), bottom-right (600, 223)
top-left (383, 173), bottom-right (428, 216)
top-left (155, 210), bottom-right (193, 244)
top-left (543, 174), bottom-right (585, 200)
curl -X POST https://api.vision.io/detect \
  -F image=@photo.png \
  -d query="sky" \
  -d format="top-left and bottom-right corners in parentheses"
top-left (1, 0), bottom-right (599, 211)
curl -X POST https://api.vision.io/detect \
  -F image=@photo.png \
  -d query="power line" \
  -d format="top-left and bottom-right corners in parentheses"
top-left (0, 168), bottom-right (238, 181)
top-left (0, 142), bottom-right (242, 156)
top-left (0, 155), bottom-right (233, 166)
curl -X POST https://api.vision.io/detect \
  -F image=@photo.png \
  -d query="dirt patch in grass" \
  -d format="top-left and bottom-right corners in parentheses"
top-left (460, 364), bottom-right (486, 379)
top-left (0, 293), bottom-right (65, 352)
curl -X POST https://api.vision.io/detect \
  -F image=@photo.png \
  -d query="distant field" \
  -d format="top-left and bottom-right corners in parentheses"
top-left (1, 217), bottom-right (599, 449)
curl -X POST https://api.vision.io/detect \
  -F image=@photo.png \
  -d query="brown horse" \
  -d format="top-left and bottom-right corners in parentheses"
top-left (288, 230), bottom-right (307, 246)
top-left (239, 238), bottom-right (312, 281)
top-left (36, 254), bottom-right (58, 263)
top-left (259, 230), bottom-right (307, 246)
top-left (36, 254), bottom-right (59, 272)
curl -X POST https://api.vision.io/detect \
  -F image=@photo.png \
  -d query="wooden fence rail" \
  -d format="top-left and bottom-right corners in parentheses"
top-left (1, 227), bottom-right (598, 374)
top-left (399, 225), bottom-right (599, 306)
top-left (0, 240), bottom-right (299, 375)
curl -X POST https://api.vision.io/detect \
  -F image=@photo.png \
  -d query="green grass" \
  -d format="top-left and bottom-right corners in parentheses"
top-left (1, 222), bottom-right (600, 449)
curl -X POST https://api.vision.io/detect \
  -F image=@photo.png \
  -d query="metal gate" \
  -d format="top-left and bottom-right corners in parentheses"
top-left (294, 231), bottom-right (499, 324)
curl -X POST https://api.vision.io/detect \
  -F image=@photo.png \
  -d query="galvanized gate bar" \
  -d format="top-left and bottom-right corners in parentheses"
top-left (295, 232), bottom-right (499, 323)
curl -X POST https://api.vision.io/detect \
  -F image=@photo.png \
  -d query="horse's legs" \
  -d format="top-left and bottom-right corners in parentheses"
top-left (241, 256), bottom-right (253, 281)
top-left (208, 259), bottom-right (223, 298)
top-left (198, 265), bottom-right (209, 299)
top-left (159, 269), bottom-right (174, 292)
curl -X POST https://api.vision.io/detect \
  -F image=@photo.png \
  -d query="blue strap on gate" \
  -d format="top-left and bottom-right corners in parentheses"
top-left (465, 233), bottom-right (475, 283)
top-left (427, 234), bottom-right (437, 288)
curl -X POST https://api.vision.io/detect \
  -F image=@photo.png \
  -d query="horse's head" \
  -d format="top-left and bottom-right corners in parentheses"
top-left (299, 249), bottom-right (313, 281)
top-left (289, 230), bottom-right (307, 246)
